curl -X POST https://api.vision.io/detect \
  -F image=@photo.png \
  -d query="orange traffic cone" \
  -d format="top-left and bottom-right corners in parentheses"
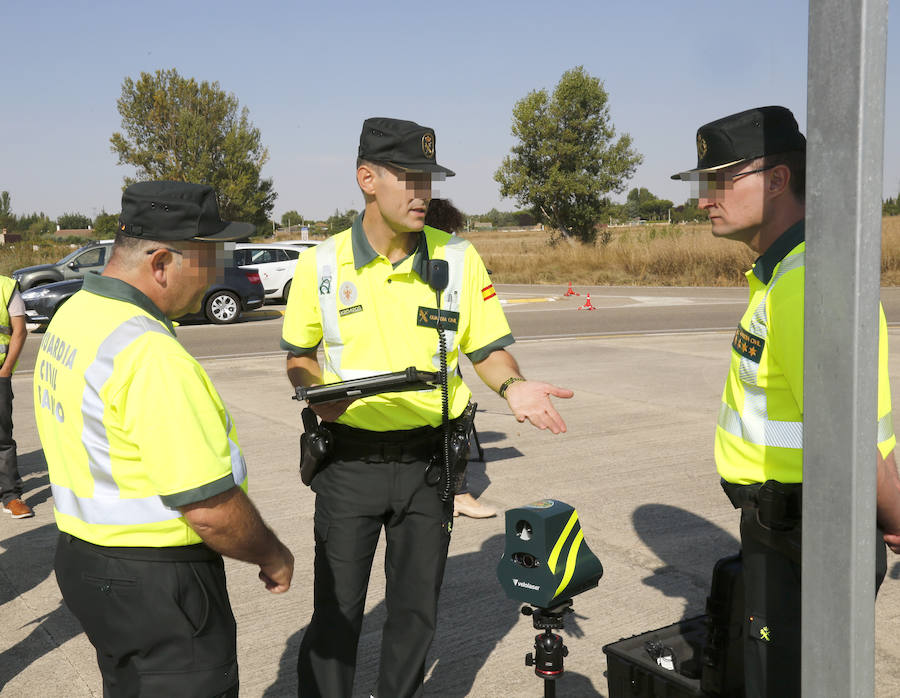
top-left (564, 281), bottom-right (580, 296)
top-left (577, 293), bottom-right (596, 310)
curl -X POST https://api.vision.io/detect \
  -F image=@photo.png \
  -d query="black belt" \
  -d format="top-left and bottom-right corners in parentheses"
top-left (326, 422), bottom-right (438, 464)
top-left (721, 479), bottom-right (803, 528)
top-left (60, 532), bottom-right (221, 562)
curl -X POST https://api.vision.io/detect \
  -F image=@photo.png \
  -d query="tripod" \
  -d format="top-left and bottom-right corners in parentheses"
top-left (522, 599), bottom-right (573, 697)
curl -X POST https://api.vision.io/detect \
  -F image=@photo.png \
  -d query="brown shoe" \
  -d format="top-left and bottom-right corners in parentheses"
top-left (3, 499), bottom-right (34, 519)
top-left (453, 493), bottom-right (497, 519)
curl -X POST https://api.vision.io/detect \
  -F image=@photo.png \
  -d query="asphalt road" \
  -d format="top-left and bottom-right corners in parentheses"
top-left (7, 283), bottom-right (900, 696)
top-left (17, 284), bottom-right (900, 373)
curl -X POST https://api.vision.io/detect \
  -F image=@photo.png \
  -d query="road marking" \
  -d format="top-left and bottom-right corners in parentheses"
top-left (500, 297), bottom-right (557, 304)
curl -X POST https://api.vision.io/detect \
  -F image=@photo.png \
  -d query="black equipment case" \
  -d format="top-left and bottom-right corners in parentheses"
top-left (603, 553), bottom-right (744, 697)
top-left (603, 615), bottom-right (706, 697)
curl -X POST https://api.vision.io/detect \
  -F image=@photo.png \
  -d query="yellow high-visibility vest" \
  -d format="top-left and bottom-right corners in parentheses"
top-left (715, 231), bottom-right (895, 484)
top-left (281, 215), bottom-right (513, 431)
top-left (0, 276), bottom-right (18, 370)
top-left (35, 274), bottom-right (248, 547)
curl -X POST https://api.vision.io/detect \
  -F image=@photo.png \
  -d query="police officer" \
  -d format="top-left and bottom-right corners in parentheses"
top-left (37, 181), bottom-right (295, 697)
top-left (672, 106), bottom-right (900, 696)
top-left (282, 117), bottom-right (573, 697)
top-left (0, 272), bottom-right (30, 519)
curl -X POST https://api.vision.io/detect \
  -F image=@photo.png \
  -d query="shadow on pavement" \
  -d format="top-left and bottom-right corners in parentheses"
top-left (265, 534), bottom-right (552, 697)
top-left (632, 503), bottom-right (740, 618)
top-left (0, 523), bottom-right (82, 690)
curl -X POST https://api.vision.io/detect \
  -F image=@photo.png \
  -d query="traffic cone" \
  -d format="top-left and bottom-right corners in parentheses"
top-left (577, 293), bottom-right (596, 311)
top-left (564, 281), bottom-right (580, 296)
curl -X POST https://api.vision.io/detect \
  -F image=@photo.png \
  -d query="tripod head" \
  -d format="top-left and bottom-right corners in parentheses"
top-left (522, 599), bottom-right (574, 697)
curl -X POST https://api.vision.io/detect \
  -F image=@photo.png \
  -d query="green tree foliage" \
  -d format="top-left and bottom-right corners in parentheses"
top-left (281, 210), bottom-right (304, 227)
top-left (884, 197), bottom-right (900, 217)
top-left (58, 212), bottom-right (92, 229)
top-left (0, 191), bottom-right (13, 231)
top-left (327, 209), bottom-right (358, 234)
top-left (93, 211), bottom-right (120, 238)
top-left (625, 188), bottom-right (674, 221)
top-left (110, 68), bottom-right (276, 226)
top-left (671, 199), bottom-right (708, 224)
top-left (27, 214), bottom-right (56, 236)
top-left (468, 209), bottom-right (536, 228)
top-left (495, 66), bottom-right (642, 244)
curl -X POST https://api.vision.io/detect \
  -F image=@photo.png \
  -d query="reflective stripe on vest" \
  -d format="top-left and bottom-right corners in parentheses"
top-left (718, 250), bottom-right (805, 449)
top-left (51, 315), bottom-right (247, 526)
top-left (430, 237), bottom-right (467, 370)
top-left (316, 234), bottom-right (469, 380)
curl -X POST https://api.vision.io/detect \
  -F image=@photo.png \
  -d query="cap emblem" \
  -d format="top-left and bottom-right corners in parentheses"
top-left (697, 133), bottom-right (708, 160)
top-left (422, 133), bottom-right (435, 159)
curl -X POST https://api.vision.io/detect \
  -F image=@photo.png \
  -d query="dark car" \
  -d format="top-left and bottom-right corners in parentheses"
top-left (12, 240), bottom-right (115, 290)
top-left (22, 266), bottom-right (265, 325)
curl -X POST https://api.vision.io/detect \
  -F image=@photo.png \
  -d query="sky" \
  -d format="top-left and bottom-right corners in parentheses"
top-left (1, 0), bottom-right (898, 222)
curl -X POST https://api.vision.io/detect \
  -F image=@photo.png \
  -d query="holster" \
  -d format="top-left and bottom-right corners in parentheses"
top-left (299, 408), bottom-right (333, 486)
top-left (721, 478), bottom-right (802, 531)
top-left (432, 401), bottom-right (478, 495)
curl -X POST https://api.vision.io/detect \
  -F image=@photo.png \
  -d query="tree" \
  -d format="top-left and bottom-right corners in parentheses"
top-left (0, 191), bottom-right (13, 231)
top-left (281, 210), bottom-right (304, 228)
top-left (625, 188), bottom-right (673, 221)
top-left (671, 199), bottom-right (708, 224)
top-left (327, 209), bottom-right (358, 234)
top-left (110, 68), bottom-right (276, 226)
top-left (58, 212), bottom-right (92, 229)
top-left (495, 66), bottom-right (642, 244)
top-left (93, 211), bottom-right (120, 238)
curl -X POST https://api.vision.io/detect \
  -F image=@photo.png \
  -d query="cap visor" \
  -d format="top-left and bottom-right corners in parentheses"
top-left (195, 221), bottom-right (256, 241)
top-left (387, 161), bottom-right (456, 177)
top-left (670, 159), bottom-right (745, 180)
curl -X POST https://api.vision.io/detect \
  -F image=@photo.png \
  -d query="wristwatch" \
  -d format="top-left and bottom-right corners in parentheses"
top-left (499, 376), bottom-right (526, 398)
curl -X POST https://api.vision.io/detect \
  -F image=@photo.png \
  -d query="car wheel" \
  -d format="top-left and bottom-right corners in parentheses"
top-left (205, 291), bottom-right (241, 324)
top-left (282, 280), bottom-right (292, 303)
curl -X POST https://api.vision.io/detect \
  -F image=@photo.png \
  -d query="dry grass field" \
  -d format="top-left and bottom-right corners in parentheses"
top-left (2, 217), bottom-right (900, 286)
top-left (470, 215), bottom-right (900, 286)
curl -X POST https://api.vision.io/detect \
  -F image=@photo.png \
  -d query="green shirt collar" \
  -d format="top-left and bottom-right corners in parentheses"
top-left (84, 274), bottom-right (176, 335)
top-left (351, 211), bottom-right (428, 280)
top-left (752, 220), bottom-right (805, 285)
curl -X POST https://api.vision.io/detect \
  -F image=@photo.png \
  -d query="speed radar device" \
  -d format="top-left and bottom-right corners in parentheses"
top-left (497, 499), bottom-right (603, 697)
top-left (497, 499), bottom-right (603, 608)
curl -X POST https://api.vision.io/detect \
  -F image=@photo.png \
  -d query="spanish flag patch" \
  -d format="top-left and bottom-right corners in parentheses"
top-left (482, 284), bottom-right (496, 301)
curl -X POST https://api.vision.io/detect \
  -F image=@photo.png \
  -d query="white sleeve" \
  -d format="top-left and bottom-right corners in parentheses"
top-left (7, 290), bottom-right (25, 317)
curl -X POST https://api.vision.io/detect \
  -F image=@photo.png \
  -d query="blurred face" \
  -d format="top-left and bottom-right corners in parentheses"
top-left (695, 161), bottom-right (770, 245)
top-left (168, 241), bottom-right (227, 316)
top-left (370, 165), bottom-right (433, 233)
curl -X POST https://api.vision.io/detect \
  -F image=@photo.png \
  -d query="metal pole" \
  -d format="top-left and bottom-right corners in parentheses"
top-left (804, 0), bottom-right (888, 695)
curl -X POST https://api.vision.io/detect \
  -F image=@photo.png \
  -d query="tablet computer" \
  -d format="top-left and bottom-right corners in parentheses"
top-left (294, 366), bottom-right (441, 404)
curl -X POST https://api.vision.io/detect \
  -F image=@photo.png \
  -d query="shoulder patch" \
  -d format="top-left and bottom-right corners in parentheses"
top-left (732, 324), bottom-right (765, 363)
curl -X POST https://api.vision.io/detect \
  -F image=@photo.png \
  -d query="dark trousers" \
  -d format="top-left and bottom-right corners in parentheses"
top-left (298, 456), bottom-right (451, 698)
top-left (54, 533), bottom-right (239, 698)
top-left (0, 377), bottom-right (20, 505)
top-left (740, 510), bottom-right (887, 698)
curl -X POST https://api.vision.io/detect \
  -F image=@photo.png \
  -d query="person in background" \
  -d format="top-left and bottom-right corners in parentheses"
top-left (0, 273), bottom-right (29, 519)
top-left (425, 198), bottom-right (496, 518)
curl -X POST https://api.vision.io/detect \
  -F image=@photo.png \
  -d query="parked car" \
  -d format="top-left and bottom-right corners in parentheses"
top-left (12, 240), bottom-right (115, 290)
top-left (234, 242), bottom-right (316, 302)
top-left (22, 266), bottom-right (265, 325)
